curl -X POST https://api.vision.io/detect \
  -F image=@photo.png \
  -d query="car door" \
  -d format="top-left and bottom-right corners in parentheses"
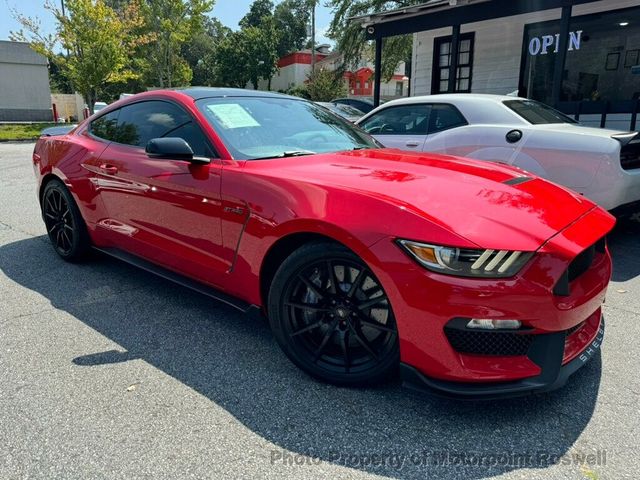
top-left (359, 104), bottom-right (430, 151)
top-left (86, 100), bottom-right (229, 284)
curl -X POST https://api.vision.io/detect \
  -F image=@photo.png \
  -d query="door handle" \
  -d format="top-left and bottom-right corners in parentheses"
top-left (405, 141), bottom-right (420, 148)
top-left (99, 163), bottom-right (118, 175)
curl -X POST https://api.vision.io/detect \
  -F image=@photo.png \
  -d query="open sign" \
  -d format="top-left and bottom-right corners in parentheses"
top-left (529, 30), bottom-right (583, 56)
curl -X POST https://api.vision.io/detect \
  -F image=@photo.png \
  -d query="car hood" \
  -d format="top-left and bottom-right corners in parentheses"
top-left (249, 148), bottom-right (598, 251)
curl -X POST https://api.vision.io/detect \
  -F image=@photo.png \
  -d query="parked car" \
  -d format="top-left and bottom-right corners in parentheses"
top-left (332, 97), bottom-right (384, 114)
top-left (33, 88), bottom-right (614, 398)
top-left (357, 94), bottom-right (640, 213)
top-left (93, 101), bottom-right (108, 113)
top-left (316, 101), bottom-right (365, 122)
top-left (41, 125), bottom-right (77, 136)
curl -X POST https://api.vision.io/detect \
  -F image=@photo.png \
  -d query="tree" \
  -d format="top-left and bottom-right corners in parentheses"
top-left (142, 0), bottom-right (214, 88)
top-left (327, 0), bottom-right (416, 81)
top-left (304, 68), bottom-right (346, 101)
top-left (239, 0), bottom-right (273, 28)
top-left (11, 0), bottom-right (151, 111)
top-left (214, 25), bottom-right (279, 90)
top-left (273, 0), bottom-right (311, 57)
top-left (181, 17), bottom-right (231, 86)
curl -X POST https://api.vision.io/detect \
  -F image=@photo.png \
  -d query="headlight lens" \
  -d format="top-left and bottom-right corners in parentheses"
top-left (397, 240), bottom-right (533, 278)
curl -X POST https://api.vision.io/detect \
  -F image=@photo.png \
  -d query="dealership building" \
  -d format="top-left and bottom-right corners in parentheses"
top-left (0, 41), bottom-right (52, 122)
top-left (356, 0), bottom-right (640, 131)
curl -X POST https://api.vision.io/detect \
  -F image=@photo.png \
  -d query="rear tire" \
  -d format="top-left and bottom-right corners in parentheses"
top-left (42, 179), bottom-right (91, 262)
top-left (268, 241), bottom-right (399, 385)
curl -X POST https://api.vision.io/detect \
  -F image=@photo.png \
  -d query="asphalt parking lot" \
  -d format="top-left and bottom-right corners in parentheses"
top-left (1, 142), bottom-right (639, 480)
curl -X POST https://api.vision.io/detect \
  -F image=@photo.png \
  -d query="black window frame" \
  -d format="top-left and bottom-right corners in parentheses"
top-left (425, 103), bottom-right (469, 134)
top-left (88, 99), bottom-right (217, 158)
top-left (431, 32), bottom-right (475, 94)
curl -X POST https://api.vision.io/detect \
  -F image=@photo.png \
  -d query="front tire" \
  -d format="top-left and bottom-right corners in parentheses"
top-left (42, 179), bottom-right (91, 262)
top-left (268, 241), bottom-right (399, 385)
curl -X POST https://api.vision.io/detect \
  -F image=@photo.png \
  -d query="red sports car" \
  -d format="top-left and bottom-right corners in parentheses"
top-left (33, 88), bottom-right (615, 398)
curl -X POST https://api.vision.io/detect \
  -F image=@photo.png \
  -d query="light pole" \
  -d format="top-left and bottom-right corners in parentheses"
top-left (310, 0), bottom-right (316, 73)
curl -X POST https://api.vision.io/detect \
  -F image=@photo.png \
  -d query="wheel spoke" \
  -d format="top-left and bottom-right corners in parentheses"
top-left (357, 295), bottom-right (388, 311)
top-left (348, 323), bottom-right (378, 360)
top-left (48, 222), bottom-right (60, 234)
top-left (62, 230), bottom-right (72, 249)
top-left (284, 302), bottom-right (330, 313)
top-left (290, 320), bottom-right (324, 337)
top-left (339, 330), bottom-right (350, 372)
top-left (63, 223), bottom-right (74, 232)
top-left (357, 316), bottom-right (395, 333)
top-left (298, 275), bottom-right (325, 299)
top-left (346, 268), bottom-right (366, 298)
top-left (46, 196), bottom-right (57, 214)
top-left (313, 320), bottom-right (338, 362)
top-left (45, 212), bottom-right (56, 220)
top-left (57, 191), bottom-right (64, 211)
top-left (326, 261), bottom-right (338, 294)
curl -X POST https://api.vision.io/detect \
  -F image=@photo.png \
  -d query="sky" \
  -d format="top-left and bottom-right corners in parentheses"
top-left (0, 0), bottom-right (335, 46)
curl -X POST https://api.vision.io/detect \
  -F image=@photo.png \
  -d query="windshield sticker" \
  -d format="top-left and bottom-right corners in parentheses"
top-left (206, 103), bottom-right (260, 129)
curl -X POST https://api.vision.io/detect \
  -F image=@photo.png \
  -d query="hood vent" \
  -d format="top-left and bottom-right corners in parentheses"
top-left (503, 176), bottom-right (532, 186)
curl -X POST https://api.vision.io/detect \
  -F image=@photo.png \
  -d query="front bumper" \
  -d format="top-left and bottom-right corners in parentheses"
top-left (401, 316), bottom-right (605, 400)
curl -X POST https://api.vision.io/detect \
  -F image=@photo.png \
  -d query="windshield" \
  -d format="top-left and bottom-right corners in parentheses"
top-left (503, 99), bottom-right (578, 125)
top-left (332, 103), bottom-right (364, 117)
top-left (196, 96), bottom-right (379, 160)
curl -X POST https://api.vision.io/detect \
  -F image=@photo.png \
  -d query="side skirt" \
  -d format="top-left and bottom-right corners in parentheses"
top-left (94, 247), bottom-right (261, 315)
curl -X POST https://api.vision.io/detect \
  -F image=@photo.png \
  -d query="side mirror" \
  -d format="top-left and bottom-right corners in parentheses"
top-left (145, 137), bottom-right (210, 164)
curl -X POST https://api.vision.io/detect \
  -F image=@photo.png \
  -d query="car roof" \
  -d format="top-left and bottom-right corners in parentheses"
top-left (363, 93), bottom-right (527, 126)
top-left (383, 93), bottom-right (517, 107)
top-left (178, 87), bottom-right (295, 100)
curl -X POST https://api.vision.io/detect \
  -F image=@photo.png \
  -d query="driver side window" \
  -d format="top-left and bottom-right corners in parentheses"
top-left (360, 105), bottom-right (430, 135)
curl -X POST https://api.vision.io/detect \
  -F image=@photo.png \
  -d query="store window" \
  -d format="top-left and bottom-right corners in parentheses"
top-left (432, 32), bottom-right (474, 94)
top-left (395, 81), bottom-right (404, 96)
top-left (521, 7), bottom-right (640, 105)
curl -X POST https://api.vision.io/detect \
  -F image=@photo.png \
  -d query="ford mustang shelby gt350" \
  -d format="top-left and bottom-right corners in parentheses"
top-left (33, 88), bottom-right (615, 398)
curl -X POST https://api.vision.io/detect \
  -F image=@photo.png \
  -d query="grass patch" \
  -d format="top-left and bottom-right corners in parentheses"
top-left (0, 123), bottom-right (58, 141)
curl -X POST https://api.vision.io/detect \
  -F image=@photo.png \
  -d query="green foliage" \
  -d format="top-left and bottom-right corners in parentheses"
top-left (181, 17), bottom-right (231, 86)
top-left (142, 0), bottom-right (214, 88)
top-left (11, 0), bottom-right (152, 111)
top-left (285, 84), bottom-right (310, 99)
top-left (0, 123), bottom-right (57, 141)
top-left (214, 23), bottom-right (279, 89)
top-left (239, 0), bottom-right (273, 28)
top-left (48, 55), bottom-right (74, 94)
top-left (273, 0), bottom-right (311, 57)
top-left (327, 0), bottom-right (416, 81)
top-left (304, 68), bottom-right (346, 101)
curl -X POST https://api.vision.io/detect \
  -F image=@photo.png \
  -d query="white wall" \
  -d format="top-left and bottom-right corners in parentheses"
top-left (411, 0), bottom-right (640, 96)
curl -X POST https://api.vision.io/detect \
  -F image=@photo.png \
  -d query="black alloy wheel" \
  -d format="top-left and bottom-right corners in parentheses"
top-left (42, 179), bottom-right (90, 261)
top-left (269, 242), bottom-right (399, 385)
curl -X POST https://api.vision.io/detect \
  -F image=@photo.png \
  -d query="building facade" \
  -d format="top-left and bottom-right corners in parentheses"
top-left (0, 41), bottom-right (52, 122)
top-left (355, 0), bottom-right (640, 130)
top-left (408, 0), bottom-right (639, 129)
top-left (262, 47), bottom-right (409, 100)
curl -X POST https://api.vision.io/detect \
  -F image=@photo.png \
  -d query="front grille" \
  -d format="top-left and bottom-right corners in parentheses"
top-left (553, 237), bottom-right (606, 296)
top-left (444, 320), bottom-right (589, 357)
top-left (444, 327), bottom-right (534, 356)
top-left (621, 139), bottom-right (640, 170)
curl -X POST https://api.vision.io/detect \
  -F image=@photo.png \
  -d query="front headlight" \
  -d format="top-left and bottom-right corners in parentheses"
top-left (397, 240), bottom-right (533, 278)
